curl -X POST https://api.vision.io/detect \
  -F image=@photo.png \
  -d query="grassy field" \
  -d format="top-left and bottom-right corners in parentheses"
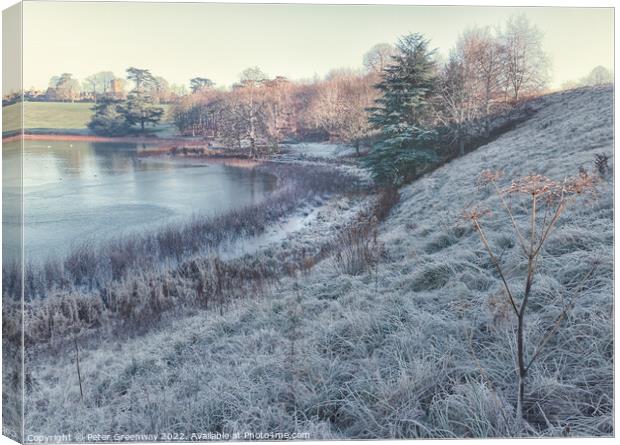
top-left (2, 101), bottom-right (172, 134)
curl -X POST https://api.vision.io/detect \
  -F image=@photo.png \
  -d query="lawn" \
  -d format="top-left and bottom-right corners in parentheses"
top-left (2, 101), bottom-right (173, 134)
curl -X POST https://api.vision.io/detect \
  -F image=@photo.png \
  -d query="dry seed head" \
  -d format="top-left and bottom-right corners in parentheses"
top-left (476, 169), bottom-right (503, 189)
top-left (503, 175), bottom-right (562, 198)
top-left (565, 170), bottom-right (599, 196)
top-left (462, 206), bottom-right (491, 222)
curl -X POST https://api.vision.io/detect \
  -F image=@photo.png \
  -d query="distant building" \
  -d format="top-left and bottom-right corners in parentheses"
top-left (109, 78), bottom-right (125, 99)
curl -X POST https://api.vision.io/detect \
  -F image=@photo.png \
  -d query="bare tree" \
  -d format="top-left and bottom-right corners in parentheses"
top-left (500, 14), bottom-right (550, 101)
top-left (335, 74), bottom-right (377, 155)
top-left (83, 71), bottom-right (117, 102)
top-left (149, 76), bottom-right (172, 104)
top-left (309, 77), bottom-right (342, 137)
top-left (219, 92), bottom-right (249, 150)
top-left (458, 27), bottom-right (504, 133)
top-left (309, 72), bottom-right (376, 154)
top-left (263, 76), bottom-right (295, 148)
top-left (83, 75), bottom-right (99, 102)
top-left (170, 83), bottom-right (188, 98)
top-left (228, 67), bottom-right (269, 157)
top-left (54, 73), bottom-right (81, 102)
top-left (95, 71), bottom-right (115, 95)
top-left (581, 66), bottom-right (613, 86)
top-left (436, 52), bottom-right (479, 156)
top-left (239, 66), bottom-right (268, 84)
top-left (363, 43), bottom-right (397, 74)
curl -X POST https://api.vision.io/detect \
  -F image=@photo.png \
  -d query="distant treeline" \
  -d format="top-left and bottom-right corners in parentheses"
top-left (169, 15), bottom-right (612, 166)
top-left (3, 15), bottom-right (613, 182)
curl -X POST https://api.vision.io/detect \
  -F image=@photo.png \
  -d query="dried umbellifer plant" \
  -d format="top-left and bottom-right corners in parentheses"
top-left (465, 168), bottom-right (599, 429)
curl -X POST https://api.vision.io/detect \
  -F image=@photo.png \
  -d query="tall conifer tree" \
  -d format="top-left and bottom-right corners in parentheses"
top-left (365, 33), bottom-right (439, 185)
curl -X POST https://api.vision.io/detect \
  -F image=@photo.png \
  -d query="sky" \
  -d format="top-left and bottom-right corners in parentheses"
top-left (5, 1), bottom-right (615, 93)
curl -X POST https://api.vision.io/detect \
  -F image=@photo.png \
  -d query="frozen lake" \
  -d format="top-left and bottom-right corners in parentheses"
top-left (2, 139), bottom-right (277, 261)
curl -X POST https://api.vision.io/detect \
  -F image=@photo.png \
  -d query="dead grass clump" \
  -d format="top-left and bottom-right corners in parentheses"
top-left (26, 245), bottom-right (292, 344)
top-left (373, 187), bottom-right (400, 220)
top-left (424, 230), bottom-right (462, 253)
top-left (64, 243), bottom-right (99, 289)
top-left (333, 222), bottom-right (379, 276)
top-left (410, 261), bottom-right (453, 292)
top-left (2, 260), bottom-right (21, 301)
top-left (332, 188), bottom-right (399, 276)
top-left (429, 380), bottom-right (516, 438)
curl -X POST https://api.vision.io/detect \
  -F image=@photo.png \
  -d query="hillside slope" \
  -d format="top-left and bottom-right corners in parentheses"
top-left (26, 86), bottom-right (613, 438)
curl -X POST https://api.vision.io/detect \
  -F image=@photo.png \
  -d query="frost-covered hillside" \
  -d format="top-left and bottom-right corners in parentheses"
top-left (26, 86), bottom-right (613, 438)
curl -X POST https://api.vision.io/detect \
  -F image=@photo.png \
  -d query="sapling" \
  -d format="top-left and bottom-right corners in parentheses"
top-left (74, 336), bottom-right (84, 403)
top-left (285, 284), bottom-right (303, 425)
top-left (465, 169), bottom-right (598, 428)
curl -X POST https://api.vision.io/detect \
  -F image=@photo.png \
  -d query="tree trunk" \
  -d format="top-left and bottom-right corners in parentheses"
top-left (513, 82), bottom-right (520, 102)
top-left (249, 111), bottom-right (257, 158)
top-left (249, 137), bottom-right (256, 158)
top-left (516, 198), bottom-right (537, 430)
top-left (456, 125), bottom-right (465, 157)
top-left (484, 85), bottom-right (491, 138)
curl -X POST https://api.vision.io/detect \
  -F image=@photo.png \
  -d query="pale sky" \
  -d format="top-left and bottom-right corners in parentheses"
top-left (9, 2), bottom-right (616, 93)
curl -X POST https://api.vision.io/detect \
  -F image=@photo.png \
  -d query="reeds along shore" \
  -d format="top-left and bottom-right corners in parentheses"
top-left (3, 161), bottom-right (378, 348)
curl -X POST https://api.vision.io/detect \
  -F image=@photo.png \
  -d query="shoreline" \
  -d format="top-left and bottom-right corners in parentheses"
top-left (1, 132), bottom-right (267, 162)
top-left (2, 132), bottom-right (199, 145)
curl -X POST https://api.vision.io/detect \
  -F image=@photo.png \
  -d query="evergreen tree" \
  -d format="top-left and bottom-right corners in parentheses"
top-left (190, 77), bottom-right (215, 94)
top-left (120, 91), bottom-right (165, 133)
top-left (365, 33), bottom-right (439, 185)
top-left (126, 67), bottom-right (156, 92)
top-left (120, 67), bottom-right (165, 133)
top-left (87, 98), bottom-right (129, 136)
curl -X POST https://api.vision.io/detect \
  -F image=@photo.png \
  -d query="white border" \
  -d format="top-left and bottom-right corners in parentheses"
top-left (0, 2), bottom-right (616, 445)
